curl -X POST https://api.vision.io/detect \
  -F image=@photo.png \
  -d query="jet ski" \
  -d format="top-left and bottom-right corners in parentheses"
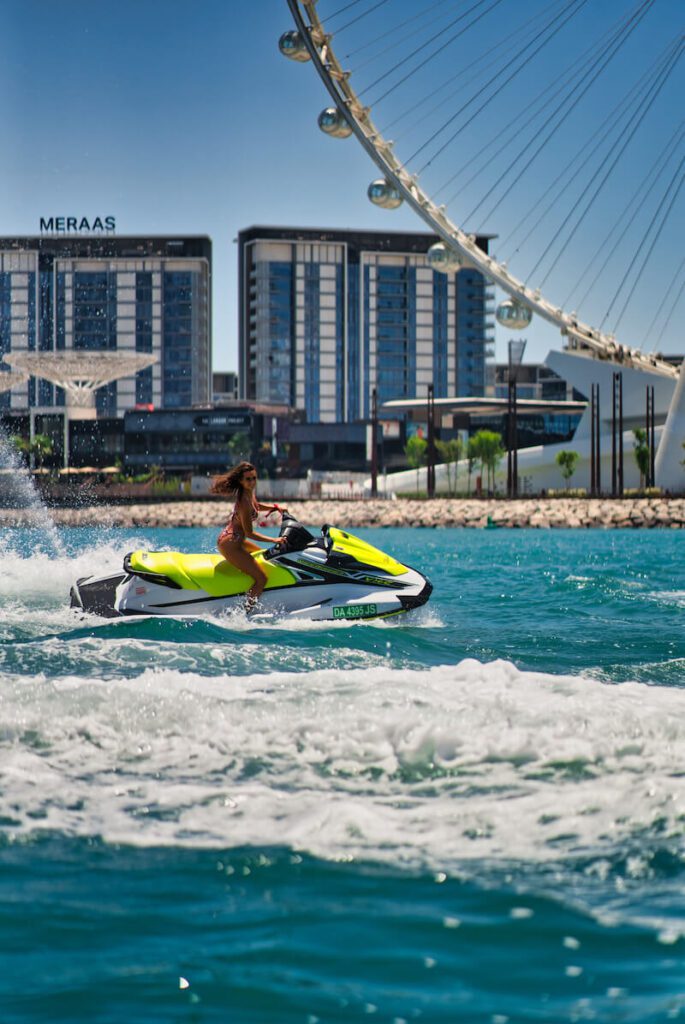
top-left (69, 513), bottom-right (432, 621)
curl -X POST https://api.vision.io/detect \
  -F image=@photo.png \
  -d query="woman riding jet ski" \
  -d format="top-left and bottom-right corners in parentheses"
top-left (69, 514), bottom-right (432, 621)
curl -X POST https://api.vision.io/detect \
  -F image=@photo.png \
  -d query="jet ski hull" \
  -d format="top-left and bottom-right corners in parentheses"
top-left (70, 519), bottom-right (432, 622)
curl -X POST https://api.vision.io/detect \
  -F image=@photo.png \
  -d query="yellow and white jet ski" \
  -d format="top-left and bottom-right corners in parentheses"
top-left (70, 514), bottom-right (432, 621)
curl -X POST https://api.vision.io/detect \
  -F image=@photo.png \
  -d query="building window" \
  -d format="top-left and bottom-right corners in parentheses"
top-left (38, 271), bottom-right (52, 353)
top-left (163, 271), bottom-right (193, 408)
top-left (304, 262), bottom-right (320, 421)
top-left (73, 271), bottom-right (117, 350)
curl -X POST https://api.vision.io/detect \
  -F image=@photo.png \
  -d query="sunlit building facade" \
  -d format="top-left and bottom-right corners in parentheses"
top-left (238, 226), bottom-right (494, 423)
top-left (0, 235), bottom-right (211, 414)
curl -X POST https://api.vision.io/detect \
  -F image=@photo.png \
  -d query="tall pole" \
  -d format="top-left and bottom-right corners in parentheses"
top-left (646, 385), bottom-right (655, 488)
top-left (595, 384), bottom-right (601, 495)
top-left (612, 373), bottom-right (618, 497)
top-left (507, 376), bottom-right (513, 497)
top-left (512, 378), bottom-right (518, 496)
top-left (650, 385), bottom-right (655, 488)
top-left (618, 371), bottom-right (624, 497)
top-left (506, 339), bottom-right (525, 499)
top-left (371, 386), bottom-right (378, 498)
top-left (590, 384), bottom-right (596, 496)
top-left (426, 382), bottom-right (435, 498)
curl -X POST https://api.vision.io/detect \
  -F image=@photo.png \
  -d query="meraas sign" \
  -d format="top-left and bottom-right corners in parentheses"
top-left (40, 216), bottom-right (116, 233)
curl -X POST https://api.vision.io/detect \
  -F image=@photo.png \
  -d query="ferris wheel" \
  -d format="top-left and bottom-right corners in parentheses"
top-left (279, 0), bottom-right (682, 383)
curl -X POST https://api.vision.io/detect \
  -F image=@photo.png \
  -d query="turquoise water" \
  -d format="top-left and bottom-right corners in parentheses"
top-left (1, 524), bottom-right (683, 1022)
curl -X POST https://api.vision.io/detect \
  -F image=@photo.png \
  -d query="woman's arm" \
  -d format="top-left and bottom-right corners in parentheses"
top-left (238, 498), bottom-right (283, 545)
top-left (256, 501), bottom-right (289, 515)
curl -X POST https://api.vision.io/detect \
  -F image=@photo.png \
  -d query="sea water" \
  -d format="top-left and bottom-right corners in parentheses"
top-left (0, 524), bottom-right (683, 1023)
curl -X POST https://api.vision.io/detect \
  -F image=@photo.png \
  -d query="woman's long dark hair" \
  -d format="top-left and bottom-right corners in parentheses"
top-left (210, 461), bottom-right (256, 497)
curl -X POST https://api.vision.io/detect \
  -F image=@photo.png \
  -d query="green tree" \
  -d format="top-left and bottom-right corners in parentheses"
top-left (404, 434), bottom-right (427, 496)
top-left (227, 432), bottom-right (251, 462)
top-left (466, 436), bottom-right (478, 496)
top-left (11, 433), bottom-right (53, 469)
top-left (555, 449), bottom-right (580, 490)
top-left (632, 428), bottom-right (650, 489)
top-left (470, 430), bottom-right (505, 493)
top-left (436, 436), bottom-right (464, 495)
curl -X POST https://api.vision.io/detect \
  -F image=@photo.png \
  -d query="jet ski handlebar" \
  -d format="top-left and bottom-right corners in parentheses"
top-left (263, 512), bottom-right (317, 560)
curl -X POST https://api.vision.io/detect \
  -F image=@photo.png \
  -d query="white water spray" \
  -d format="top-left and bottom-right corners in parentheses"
top-left (0, 424), bottom-right (64, 556)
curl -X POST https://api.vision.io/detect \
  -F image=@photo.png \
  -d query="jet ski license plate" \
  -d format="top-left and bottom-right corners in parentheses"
top-left (333, 603), bottom-right (377, 619)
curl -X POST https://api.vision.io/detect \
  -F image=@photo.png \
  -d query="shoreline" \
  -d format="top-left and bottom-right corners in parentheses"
top-left (1, 496), bottom-right (683, 529)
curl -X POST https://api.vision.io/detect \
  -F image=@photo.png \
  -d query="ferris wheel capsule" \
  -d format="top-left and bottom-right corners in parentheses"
top-left (318, 107), bottom-right (353, 138)
top-left (426, 242), bottom-right (463, 274)
top-left (278, 30), bottom-right (311, 62)
top-left (367, 179), bottom-right (403, 209)
top-left (495, 298), bottom-right (533, 330)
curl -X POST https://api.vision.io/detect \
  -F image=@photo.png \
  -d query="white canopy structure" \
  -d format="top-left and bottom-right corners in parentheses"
top-left (0, 370), bottom-right (29, 393)
top-left (6, 352), bottom-right (158, 419)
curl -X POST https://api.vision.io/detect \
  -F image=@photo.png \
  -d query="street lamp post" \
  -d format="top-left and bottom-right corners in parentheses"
top-left (426, 383), bottom-right (436, 498)
top-left (506, 339), bottom-right (526, 498)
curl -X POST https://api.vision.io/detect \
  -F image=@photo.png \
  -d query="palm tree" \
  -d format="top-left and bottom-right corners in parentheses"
top-left (11, 433), bottom-right (54, 470)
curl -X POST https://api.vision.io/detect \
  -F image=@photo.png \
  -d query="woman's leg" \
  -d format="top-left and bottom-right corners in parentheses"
top-left (218, 539), bottom-right (267, 601)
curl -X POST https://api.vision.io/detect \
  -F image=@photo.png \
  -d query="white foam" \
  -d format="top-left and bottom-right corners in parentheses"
top-left (1, 660), bottom-right (683, 895)
top-left (645, 591), bottom-right (685, 608)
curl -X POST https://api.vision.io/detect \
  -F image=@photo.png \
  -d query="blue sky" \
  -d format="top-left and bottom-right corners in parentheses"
top-left (2, 0), bottom-right (682, 372)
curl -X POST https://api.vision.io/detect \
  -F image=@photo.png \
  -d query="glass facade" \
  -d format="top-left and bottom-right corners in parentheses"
top-left (456, 270), bottom-right (493, 397)
top-left (124, 408), bottom-right (255, 472)
top-left (162, 271), bottom-right (193, 408)
top-left (0, 272), bottom-right (10, 411)
top-left (433, 273), bottom-right (449, 397)
top-left (0, 237), bottom-right (210, 416)
top-left (240, 228), bottom-right (494, 424)
top-left (335, 264), bottom-right (345, 421)
top-left (347, 259), bottom-right (360, 421)
top-left (267, 261), bottom-right (293, 405)
top-left (73, 272), bottom-right (117, 350)
top-left (135, 271), bottom-right (153, 405)
top-left (303, 263), bottom-right (320, 421)
top-left (374, 264), bottom-right (417, 412)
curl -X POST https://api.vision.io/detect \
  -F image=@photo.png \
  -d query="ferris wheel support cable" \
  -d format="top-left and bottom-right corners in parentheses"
top-left (346, 0), bottom-right (455, 66)
top-left (335, 0), bottom-right (391, 36)
top-left (411, 0), bottom-right (588, 175)
top-left (644, 251), bottom-right (685, 349)
top-left (362, 0), bottom-right (504, 105)
top-left (440, 1), bottom-right (638, 205)
top-left (609, 161), bottom-right (685, 336)
top-left (650, 259), bottom-right (685, 353)
top-left (285, 0), bottom-right (678, 379)
top-left (463, 0), bottom-right (654, 228)
top-left (503, 51), bottom-right (681, 262)
top-left (567, 124), bottom-right (685, 311)
top-left (390, 0), bottom-right (571, 144)
top-left (325, 0), bottom-right (366, 25)
top-left (528, 38), bottom-right (682, 288)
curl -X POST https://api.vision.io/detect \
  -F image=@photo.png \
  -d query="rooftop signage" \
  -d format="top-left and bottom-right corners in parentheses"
top-left (39, 216), bottom-right (116, 234)
top-left (194, 412), bottom-right (251, 427)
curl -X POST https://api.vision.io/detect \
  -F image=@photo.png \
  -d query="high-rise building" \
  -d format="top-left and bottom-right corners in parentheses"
top-left (0, 235), bottom-right (211, 415)
top-left (238, 226), bottom-right (494, 423)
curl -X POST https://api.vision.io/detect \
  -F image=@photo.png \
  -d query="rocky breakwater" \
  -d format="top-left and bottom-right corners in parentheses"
top-left (1, 496), bottom-right (683, 529)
